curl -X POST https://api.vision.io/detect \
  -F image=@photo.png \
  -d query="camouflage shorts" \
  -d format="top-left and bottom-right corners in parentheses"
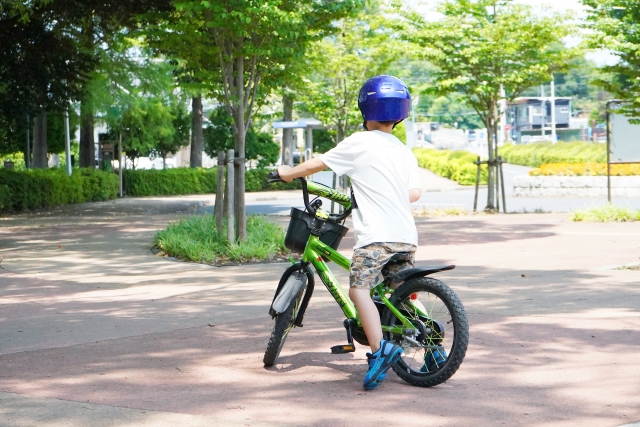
top-left (349, 242), bottom-right (417, 290)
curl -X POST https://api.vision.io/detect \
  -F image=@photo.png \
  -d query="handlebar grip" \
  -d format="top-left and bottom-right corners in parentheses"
top-left (267, 171), bottom-right (284, 183)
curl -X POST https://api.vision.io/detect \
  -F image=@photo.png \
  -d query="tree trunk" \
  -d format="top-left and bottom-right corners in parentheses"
top-left (32, 111), bottom-right (48, 169)
top-left (233, 56), bottom-right (247, 241)
top-left (190, 95), bottom-right (203, 168)
top-left (25, 113), bottom-right (31, 169)
top-left (79, 19), bottom-right (95, 169)
top-left (485, 120), bottom-right (496, 211)
top-left (79, 98), bottom-right (95, 168)
top-left (282, 95), bottom-right (293, 167)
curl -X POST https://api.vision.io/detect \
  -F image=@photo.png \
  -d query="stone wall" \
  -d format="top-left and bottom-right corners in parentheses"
top-left (513, 176), bottom-right (640, 197)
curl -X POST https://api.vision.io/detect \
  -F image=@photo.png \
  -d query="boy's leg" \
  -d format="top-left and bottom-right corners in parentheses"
top-left (348, 288), bottom-right (383, 352)
top-left (350, 243), bottom-right (404, 390)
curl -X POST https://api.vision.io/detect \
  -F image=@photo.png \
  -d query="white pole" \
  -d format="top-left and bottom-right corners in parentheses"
top-left (540, 85), bottom-right (545, 137)
top-left (550, 77), bottom-right (557, 143)
top-left (118, 133), bottom-right (123, 197)
top-left (499, 85), bottom-right (507, 145)
top-left (64, 109), bottom-right (72, 176)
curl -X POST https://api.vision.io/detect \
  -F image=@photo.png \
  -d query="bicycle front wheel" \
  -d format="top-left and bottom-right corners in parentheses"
top-left (381, 277), bottom-right (468, 387)
top-left (263, 289), bottom-right (303, 367)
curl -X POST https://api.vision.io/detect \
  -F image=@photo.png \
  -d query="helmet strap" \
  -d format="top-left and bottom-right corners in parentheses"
top-left (362, 120), bottom-right (369, 131)
top-left (392, 119), bottom-right (404, 130)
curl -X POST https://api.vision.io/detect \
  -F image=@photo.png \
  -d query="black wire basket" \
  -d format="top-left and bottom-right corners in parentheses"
top-left (284, 208), bottom-right (348, 253)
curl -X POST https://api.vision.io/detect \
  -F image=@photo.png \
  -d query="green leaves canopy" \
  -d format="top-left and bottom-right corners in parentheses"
top-left (401, 0), bottom-right (578, 128)
top-left (584, 0), bottom-right (640, 120)
top-left (204, 107), bottom-right (279, 168)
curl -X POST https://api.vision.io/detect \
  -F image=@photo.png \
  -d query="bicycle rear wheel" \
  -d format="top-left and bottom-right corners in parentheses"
top-left (263, 289), bottom-right (303, 367)
top-left (381, 277), bottom-right (468, 387)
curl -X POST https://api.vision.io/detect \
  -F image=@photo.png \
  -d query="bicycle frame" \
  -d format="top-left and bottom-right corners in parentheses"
top-left (301, 182), bottom-right (423, 336)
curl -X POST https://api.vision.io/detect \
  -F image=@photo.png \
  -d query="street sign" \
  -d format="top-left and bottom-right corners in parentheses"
top-left (610, 104), bottom-right (640, 163)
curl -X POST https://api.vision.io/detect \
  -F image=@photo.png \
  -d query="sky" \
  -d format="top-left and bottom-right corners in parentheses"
top-left (410, 0), bottom-right (617, 66)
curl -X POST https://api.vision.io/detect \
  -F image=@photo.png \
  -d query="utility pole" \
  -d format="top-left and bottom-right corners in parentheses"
top-left (499, 86), bottom-right (507, 146)
top-left (550, 77), bottom-right (557, 143)
top-left (64, 109), bottom-right (72, 176)
top-left (540, 85), bottom-right (545, 137)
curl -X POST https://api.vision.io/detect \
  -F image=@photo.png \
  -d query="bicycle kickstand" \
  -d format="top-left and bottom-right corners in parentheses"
top-left (330, 319), bottom-right (357, 354)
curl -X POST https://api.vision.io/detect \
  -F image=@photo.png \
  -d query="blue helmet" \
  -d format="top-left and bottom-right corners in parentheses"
top-left (358, 75), bottom-right (411, 123)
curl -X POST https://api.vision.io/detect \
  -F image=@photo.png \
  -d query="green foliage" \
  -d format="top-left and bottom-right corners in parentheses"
top-left (119, 98), bottom-right (175, 162)
top-left (154, 215), bottom-right (287, 263)
top-left (124, 168), bottom-right (217, 196)
top-left (420, 94), bottom-right (484, 130)
top-left (1, 152), bottom-right (27, 170)
top-left (413, 148), bottom-right (487, 186)
top-left (298, 4), bottom-right (396, 142)
top-left (203, 107), bottom-right (280, 167)
top-left (123, 167), bottom-right (300, 196)
top-left (245, 168), bottom-right (301, 192)
top-left (500, 142), bottom-right (606, 167)
top-left (392, 122), bottom-right (407, 144)
top-left (154, 99), bottom-right (191, 163)
top-left (584, 0), bottom-right (640, 120)
top-left (0, 168), bottom-right (118, 213)
top-left (570, 204), bottom-right (640, 222)
top-left (400, 0), bottom-right (579, 158)
top-left (312, 129), bottom-right (336, 154)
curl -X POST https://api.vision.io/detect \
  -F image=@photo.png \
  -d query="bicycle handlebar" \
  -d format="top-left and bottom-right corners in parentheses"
top-left (266, 171), bottom-right (352, 222)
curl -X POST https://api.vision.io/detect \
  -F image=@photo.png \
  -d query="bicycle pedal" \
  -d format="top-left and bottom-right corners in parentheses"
top-left (330, 344), bottom-right (356, 354)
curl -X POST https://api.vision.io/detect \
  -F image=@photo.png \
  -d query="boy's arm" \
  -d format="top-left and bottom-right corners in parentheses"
top-left (409, 188), bottom-right (422, 203)
top-left (277, 158), bottom-right (327, 183)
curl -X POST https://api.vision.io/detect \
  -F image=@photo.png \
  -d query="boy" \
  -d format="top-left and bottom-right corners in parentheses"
top-left (277, 75), bottom-right (421, 390)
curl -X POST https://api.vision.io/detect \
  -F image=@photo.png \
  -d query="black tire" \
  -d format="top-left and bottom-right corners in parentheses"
top-left (381, 277), bottom-right (468, 387)
top-left (263, 290), bottom-right (303, 367)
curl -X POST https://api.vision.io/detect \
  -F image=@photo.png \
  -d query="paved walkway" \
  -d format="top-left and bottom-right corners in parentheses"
top-left (1, 197), bottom-right (639, 426)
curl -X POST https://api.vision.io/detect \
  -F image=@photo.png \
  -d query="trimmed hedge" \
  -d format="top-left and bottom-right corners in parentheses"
top-left (0, 168), bottom-right (118, 213)
top-left (500, 142), bottom-right (606, 167)
top-left (413, 148), bottom-right (488, 185)
top-left (124, 167), bottom-right (300, 197)
top-left (124, 168), bottom-right (217, 196)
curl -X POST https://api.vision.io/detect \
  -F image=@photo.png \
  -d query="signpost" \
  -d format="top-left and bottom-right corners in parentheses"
top-left (606, 100), bottom-right (640, 202)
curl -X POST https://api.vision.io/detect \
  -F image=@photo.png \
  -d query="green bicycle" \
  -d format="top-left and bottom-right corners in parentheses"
top-left (264, 172), bottom-right (468, 387)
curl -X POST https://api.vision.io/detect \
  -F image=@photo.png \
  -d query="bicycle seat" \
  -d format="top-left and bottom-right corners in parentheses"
top-left (389, 265), bottom-right (455, 283)
top-left (387, 252), bottom-right (412, 265)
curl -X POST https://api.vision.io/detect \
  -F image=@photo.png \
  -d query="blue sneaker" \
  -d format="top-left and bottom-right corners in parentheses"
top-left (363, 340), bottom-right (403, 390)
top-left (421, 346), bottom-right (448, 372)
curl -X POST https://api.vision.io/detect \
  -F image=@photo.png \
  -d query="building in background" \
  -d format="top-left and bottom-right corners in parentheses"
top-left (507, 97), bottom-right (574, 143)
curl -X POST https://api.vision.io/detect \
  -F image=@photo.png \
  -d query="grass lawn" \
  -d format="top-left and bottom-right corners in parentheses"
top-left (570, 204), bottom-right (640, 222)
top-left (154, 215), bottom-right (290, 264)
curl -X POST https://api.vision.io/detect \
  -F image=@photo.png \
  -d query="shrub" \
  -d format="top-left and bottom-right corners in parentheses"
top-left (124, 168), bottom-right (217, 196)
top-left (413, 148), bottom-right (488, 185)
top-left (500, 141), bottom-right (606, 167)
top-left (124, 167), bottom-right (301, 196)
top-left (0, 168), bottom-right (118, 213)
top-left (530, 163), bottom-right (640, 176)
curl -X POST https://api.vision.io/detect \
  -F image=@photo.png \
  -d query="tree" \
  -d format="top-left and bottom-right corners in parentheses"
top-left (584, 0), bottom-right (640, 120)
top-left (159, 99), bottom-right (191, 168)
top-left (298, 5), bottom-right (398, 151)
top-left (401, 0), bottom-right (578, 210)
top-left (204, 107), bottom-right (280, 168)
top-left (164, 0), bottom-right (362, 240)
top-left (0, 2), bottom-right (95, 165)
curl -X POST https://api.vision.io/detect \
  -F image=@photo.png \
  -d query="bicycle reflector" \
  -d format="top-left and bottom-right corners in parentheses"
top-left (410, 293), bottom-right (418, 300)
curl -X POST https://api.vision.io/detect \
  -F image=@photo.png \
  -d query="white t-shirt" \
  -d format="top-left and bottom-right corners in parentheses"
top-left (320, 130), bottom-right (421, 248)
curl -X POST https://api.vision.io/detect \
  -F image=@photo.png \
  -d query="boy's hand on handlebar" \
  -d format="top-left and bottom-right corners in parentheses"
top-left (277, 165), bottom-right (294, 183)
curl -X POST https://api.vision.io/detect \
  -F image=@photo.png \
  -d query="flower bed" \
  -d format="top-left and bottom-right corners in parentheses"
top-left (530, 163), bottom-right (640, 176)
